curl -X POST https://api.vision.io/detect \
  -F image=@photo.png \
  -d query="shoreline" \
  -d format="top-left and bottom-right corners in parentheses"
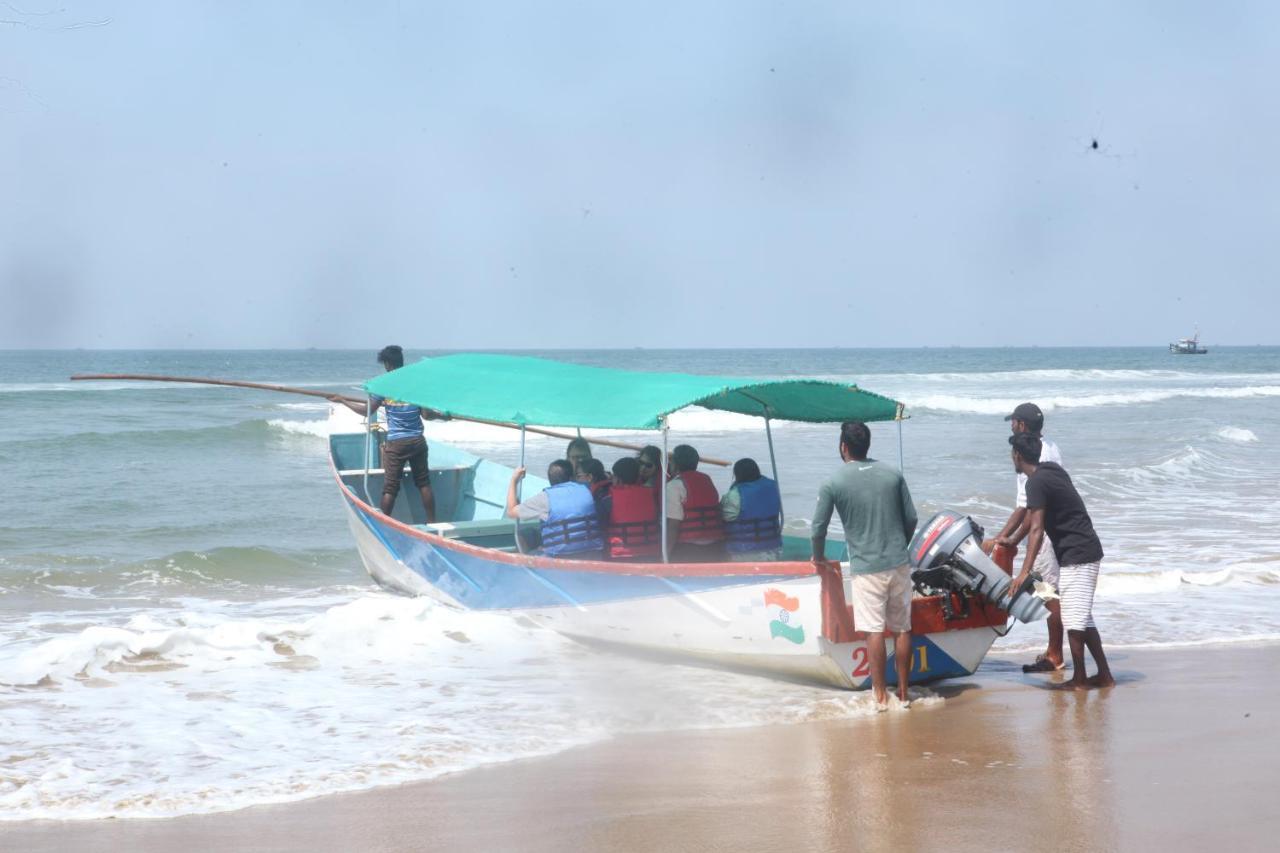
top-left (4, 642), bottom-right (1278, 852)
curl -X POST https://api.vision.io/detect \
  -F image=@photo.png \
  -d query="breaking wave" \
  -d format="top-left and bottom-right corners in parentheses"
top-left (1217, 426), bottom-right (1259, 443)
top-left (0, 547), bottom-right (364, 597)
top-left (907, 385), bottom-right (1280, 415)
top-left (0, 594), bottom-right (937, 820)
top-left (1097, 565), bottom-right (1280, 596)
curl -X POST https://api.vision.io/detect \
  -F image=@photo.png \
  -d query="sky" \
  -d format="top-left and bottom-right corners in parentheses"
top-left (2, 1), bottom-right (1278, 349)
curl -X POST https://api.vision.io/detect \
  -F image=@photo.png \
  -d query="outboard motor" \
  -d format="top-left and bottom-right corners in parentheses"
top-left (908, 510), bottom-right (1048, 624)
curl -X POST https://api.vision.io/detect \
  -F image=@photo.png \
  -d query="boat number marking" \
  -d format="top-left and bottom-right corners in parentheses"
top-left (851, 647), bottom-right (869, 678)
top-left (850, 644), bottom-right (931, 679)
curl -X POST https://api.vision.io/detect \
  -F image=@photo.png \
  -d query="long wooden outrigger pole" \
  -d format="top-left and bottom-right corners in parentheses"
top-left (68, 373), bottom-right (731, 466)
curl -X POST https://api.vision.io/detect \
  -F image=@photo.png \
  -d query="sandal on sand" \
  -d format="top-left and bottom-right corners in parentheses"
top-left (1022, 656), bottom-right (1066, 673)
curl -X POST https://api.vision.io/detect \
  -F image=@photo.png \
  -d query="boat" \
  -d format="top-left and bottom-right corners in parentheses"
top-left (1169, 331), bottom-right (1208, 354)
top-left (330, 353), bottom-right (1027, 690)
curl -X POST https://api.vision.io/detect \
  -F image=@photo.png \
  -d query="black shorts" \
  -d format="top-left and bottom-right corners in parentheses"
top-left (381, 436), bottom-right (430, 497)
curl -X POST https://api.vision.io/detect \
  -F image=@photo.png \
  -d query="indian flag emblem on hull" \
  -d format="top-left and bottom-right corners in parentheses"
top-left (764, 588), bottom-right (804, 644)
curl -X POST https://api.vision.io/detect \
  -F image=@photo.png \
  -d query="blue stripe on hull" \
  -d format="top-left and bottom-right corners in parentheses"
top-left (874, 635), bottom-right (970, 688)
top-left (351, 494), bottom-right (794, 610)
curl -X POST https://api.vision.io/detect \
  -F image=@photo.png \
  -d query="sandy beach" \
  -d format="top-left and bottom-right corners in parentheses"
top-left (4, 642), bottom-right (1276, 852)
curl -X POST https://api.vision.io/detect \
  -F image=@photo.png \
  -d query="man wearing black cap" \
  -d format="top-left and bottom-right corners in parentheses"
top-left (1009, 432), bottom-right (1113, 690)
top-left (985, 402), bottom-right (1065, 672)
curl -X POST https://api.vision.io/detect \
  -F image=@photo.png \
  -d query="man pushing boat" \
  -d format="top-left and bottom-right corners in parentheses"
top-left (984, 402), bottom-right (1066, 673)
top-left (811, 421), bottom-right (918, 708)
top-left (1008, 432), bottom-right (1114, 690)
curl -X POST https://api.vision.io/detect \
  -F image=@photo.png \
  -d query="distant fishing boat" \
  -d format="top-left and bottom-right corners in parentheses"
top-left (1170, 330), bottom-right (1208, 354)
top-left (329, 354), bottom-right (1040, 690)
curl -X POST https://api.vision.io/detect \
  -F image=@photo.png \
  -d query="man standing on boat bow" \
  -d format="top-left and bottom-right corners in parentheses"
top-left (811, 421), bottom-right (918, 707)
top-left (329, 345), bottom-right (446, 521)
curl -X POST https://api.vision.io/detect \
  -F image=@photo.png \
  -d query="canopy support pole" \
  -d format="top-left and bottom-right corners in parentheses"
top-left (513, 424), bottom-right (527, 554)
top-left (763, 412), bottom-right (783, 526)
top-left (362, 393), bottom-right (375, 506)
top-left (660, 418), bottom-right (669, 563)
top-left (897, 410), bottom-right (905, 473)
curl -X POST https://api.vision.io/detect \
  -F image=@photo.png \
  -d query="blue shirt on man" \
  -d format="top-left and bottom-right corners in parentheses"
top-left (369, 395), bottom-right (424, 441)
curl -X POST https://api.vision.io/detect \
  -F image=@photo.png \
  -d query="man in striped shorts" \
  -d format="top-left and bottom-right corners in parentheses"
top-left (1009, 433), bottom-right (1114, 690)
top-left (984, 402), bottom-right (1065, 673)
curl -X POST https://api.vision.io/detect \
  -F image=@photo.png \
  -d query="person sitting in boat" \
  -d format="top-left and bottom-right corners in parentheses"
top-left (720, 458), bottom-right (784, 562)
top-left (665, 444), bottom-right (725, 562)
top-left (578, 458), bottom-right (610, 495)
top-left (601, 457), bottom-right (660, 560)
top-left (566, 437), bottom-right (593, 478)
top-left (328, 345), bottom-right (446, 521)
top-left (578, 458), bottom-right (613, 520)
top-left (636, 445), bottom-right (663, 490)
top-left (505, 459), bottom-right (605, 559)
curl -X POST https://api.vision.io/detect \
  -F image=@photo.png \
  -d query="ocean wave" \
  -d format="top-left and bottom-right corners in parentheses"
top-left (1216, 426), bottom-right (1259, 443)
top-left (907, 385), bottom-right (1280, 415)
top-left (1097, 565), bottom-right (1280, 597)
top-left (267, 417), bottom-right (335, 438)
top-left (0, 379), bottom-right (361, 395)
top-left (0, 594), bottom-right (931, 820)
top-left (1, 416), bottom-right (360, 450)
top-left (276, 401), bottom-right (330, 412)
top-left (870, 368), bottom-right (1274, 383)
top-left (996, 630), bottom-right (1280, 654)
top-left (0, 547), bottom-right (363, 596)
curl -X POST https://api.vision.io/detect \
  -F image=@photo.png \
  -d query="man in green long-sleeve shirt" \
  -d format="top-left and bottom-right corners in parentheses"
top-left (811, 421), bottom-right (918, 707)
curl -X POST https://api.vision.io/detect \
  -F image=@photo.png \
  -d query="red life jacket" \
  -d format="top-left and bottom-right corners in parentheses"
top-left (675, 470), bottom-right (724, 544)
top-left (607, 483), bottom-right (659, 559)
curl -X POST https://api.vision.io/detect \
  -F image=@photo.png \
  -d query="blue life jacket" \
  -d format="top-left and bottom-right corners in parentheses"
top-left (724, 478), bottom-right (782, 554)
top-left (541, 482), bottom-right (605, 557)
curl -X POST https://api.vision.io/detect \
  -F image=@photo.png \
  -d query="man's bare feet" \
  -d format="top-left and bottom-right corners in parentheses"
top-left (1087, 674), bottom-right (1115, 688)
top-left (1051, 678), bottom-right (1094, 691)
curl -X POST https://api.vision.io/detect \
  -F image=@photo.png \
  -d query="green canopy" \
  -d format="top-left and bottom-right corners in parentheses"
top-left (364, 353), bottom-right (903, 430)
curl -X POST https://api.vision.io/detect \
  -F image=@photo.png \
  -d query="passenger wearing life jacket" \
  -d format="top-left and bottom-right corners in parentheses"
top-left (637, 445), bottom-right (663, 490)
top-left (602, 457), bottom-right (660, 560)
top-left (505, 459), bottom-right (605, 558)
top-left (721, 458), bottom-right (784, 562)
top-left (579, 458), bottom-right (611, 499)
top-left (665, 444), bottom-right (725, 562)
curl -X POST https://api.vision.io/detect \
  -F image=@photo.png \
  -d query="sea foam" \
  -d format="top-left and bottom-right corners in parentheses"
top-left (1217, 426), bottom-right (1259, 443)
top-left (0, 593), bottom-right (922, 821)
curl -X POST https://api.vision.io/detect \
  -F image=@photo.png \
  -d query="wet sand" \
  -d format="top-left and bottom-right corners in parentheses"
top-left (4, 643), bottom-right (1277, 852)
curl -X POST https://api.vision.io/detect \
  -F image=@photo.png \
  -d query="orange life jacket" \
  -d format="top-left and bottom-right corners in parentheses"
top-left (675, 470), bottom-right (724, 544)
top-left (607, 483), bottom-right (660, 559)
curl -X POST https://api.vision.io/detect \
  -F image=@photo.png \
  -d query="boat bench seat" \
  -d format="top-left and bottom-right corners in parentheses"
top-left (418, 517), bottom-right (537, 551)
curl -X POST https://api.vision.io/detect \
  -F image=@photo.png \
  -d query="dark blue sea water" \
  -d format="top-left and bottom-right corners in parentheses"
top-left (3, 347), bottom-right (1279, 819)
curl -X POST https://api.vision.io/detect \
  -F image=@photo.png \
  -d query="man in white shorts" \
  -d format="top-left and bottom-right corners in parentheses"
top-left (984, 402), bottom-right (1066, 673)
top-left (1010, 433), bottom-right (1114, 690)
top-left (811, 422), bottom-right (919, 706)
